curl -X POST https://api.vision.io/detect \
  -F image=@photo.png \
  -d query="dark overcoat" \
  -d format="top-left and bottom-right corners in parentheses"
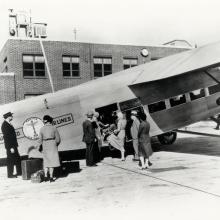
top-left (1, 120), bottom-right (21, 177)
top-left (138, 120), bottom-right (153, 158)
top-left (82, 119), bottom-right (96, 144)
top-left (82, 119), bottom-right (96, 166)
top-left (1, 120), bottom-right (18, 151)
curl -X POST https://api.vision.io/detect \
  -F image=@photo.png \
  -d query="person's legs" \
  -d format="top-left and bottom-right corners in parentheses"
top-left (121, 149), bottom-right (125, 161)
top-left (6, 153), bottom-right (15, 178)
top-left (145, 157), bottom-right (153, 167)
top-left (139, 156), bottom-right (145, 169)
top-left (49, 167), bottom-right (54, 178)
top-left (132, 139), bottom-right (139, 160)
top-left (14, 152), bottom-right (22, 176)
top-left (44, 167), bottom-right (49, 180)
top-left (86, 142), bottom-right (95, 166)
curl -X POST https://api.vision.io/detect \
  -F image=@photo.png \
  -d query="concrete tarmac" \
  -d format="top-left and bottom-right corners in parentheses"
top-left (1, 120), bottom-right (220, 220)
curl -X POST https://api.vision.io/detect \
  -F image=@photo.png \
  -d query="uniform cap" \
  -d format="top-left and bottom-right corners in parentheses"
top-left (3, 112), bottom-right (13, 119)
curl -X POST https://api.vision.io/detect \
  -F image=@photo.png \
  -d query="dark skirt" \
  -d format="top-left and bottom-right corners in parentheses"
top-left (138, 141), bottom-right (153, 158)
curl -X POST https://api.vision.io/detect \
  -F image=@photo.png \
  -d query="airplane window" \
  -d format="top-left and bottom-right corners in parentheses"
top-left (170, 94), bottom-right (186, 107)
top-left (148, 101), bottom-right (166, 113)
top-left (208, 84), bottom-right (220, 95)
top-left (190, 89), bottom-right (205, 101)
top-left (119, 98), bottom-right (142, 112)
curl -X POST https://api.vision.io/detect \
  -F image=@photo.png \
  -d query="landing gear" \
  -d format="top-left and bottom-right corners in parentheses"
top-left (157, 131), bottom-right (177, 145)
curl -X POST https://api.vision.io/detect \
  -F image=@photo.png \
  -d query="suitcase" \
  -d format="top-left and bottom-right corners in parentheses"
top-left (21, 159), bottom-right (43, 180)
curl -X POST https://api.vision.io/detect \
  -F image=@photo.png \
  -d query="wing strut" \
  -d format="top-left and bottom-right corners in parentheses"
top-left (204, 70), bottom-right (220, 84)
top-left (204, 70), bottom-right (220, 105)
top-left (176, 129), bottom-right (220, 138)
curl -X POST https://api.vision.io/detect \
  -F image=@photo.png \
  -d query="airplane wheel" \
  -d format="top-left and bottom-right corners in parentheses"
top-left (157, 131), bottom-right (177, 145)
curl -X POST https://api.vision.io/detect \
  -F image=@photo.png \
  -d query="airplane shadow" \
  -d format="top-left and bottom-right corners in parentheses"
top-left (152, 136), bottom-right (220, 157)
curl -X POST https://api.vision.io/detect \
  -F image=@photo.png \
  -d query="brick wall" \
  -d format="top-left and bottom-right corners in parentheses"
top-left (0, 73), bottom-right (16, 104)
top-left (0, 39), bottom-right (189, 103)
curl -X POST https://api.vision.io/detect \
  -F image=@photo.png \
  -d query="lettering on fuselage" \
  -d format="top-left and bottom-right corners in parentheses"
top-left (0, 113), bottom-right (74, 144)
top-left (52, 113), bottom-right (74, 128)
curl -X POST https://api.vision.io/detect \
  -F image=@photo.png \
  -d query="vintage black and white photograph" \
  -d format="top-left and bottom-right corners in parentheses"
top-left (0, 0), bottom-right (220, 219)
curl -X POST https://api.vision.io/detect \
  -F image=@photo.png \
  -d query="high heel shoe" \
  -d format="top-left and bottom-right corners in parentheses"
top-left (49, 177), bottom-right (55, 183)
top-left (138, 166), bottom-right (146, 170)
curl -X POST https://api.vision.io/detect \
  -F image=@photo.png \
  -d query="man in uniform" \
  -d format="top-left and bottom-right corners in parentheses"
top-left (82, 110), bottom-right (97, 166)
top-left (1, 112), bottom-right (21, 178)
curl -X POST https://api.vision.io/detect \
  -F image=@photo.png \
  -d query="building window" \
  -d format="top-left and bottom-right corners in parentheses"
top-left (123, 58), bottom-right (138, 69)
top-left (148, 101), bottom-right (166, 113)
top-left (190, 89), bottom-right (205, 101)
top-left (170, 94), bottom-right (186, 107)
top-left (94, 57), bottom-right (112, 77)
top-left (62, 56), bottom-right (80, 77)
top-left (23, 55), bottom-right (45, 77)
top-left (24, 94), bottom-right (42, 99)
top-left (208, 84), bottom-right (220, 95)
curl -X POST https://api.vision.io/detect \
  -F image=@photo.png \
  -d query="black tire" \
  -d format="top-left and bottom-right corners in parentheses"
top-left (157, 131), bottom-right (177, 145)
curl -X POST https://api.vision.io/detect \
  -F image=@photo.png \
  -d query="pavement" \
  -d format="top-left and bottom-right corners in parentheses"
top-left (1, 120), bottom-right (220, 220)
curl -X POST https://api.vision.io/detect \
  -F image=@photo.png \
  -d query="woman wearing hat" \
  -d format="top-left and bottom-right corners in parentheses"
top-left (108, 111), bottom-right (127, 161)
top-left (38, 115), bottom-right (61, 182)
top-left (138, 113), bottom-right (153, 169)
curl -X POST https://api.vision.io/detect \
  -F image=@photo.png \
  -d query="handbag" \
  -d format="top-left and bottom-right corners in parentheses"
top-left (31, 170), bottom-right (45, 183)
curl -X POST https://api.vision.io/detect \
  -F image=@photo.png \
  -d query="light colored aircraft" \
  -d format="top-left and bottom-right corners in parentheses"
top-left (1, 41), bottom-right (220, 159)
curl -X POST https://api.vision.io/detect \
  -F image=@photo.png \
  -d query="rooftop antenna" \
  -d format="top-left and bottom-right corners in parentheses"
top-left (73, 28), bottom-right (77, 41)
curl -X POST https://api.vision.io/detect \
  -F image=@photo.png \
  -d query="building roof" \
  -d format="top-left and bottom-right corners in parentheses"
top-left (131, 41), bottom-right (220, 85)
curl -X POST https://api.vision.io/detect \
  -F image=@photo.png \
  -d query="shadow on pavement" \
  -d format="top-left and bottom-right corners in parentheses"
top-left (150, 166), bottom-right (189, 173)
top-left (153, 136), bottom-right (220, 157)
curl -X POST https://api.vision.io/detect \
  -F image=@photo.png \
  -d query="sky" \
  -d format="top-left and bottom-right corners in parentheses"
top-left (0, 0), bottom-right (220, 49)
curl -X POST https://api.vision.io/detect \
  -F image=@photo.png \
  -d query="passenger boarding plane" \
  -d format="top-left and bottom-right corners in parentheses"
top-left (1, 41), bottom-right (220, 159)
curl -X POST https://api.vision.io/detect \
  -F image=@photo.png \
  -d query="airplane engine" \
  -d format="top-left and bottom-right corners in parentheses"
top-left (157, 131), bottom-right (177, 145)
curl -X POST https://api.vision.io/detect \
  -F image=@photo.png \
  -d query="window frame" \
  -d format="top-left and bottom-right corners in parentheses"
top-left (24, 93), bottom-right (43, 99)
top-left (93, 57), bottom-right (112, 78)
top-left (189, 88), bottom-right (205, 101)
top-left (208, 84), bottom-right (220, 95)
top-left (23, 54), bottom-right (46, 78)
top-left (62, 55), bottom-right (80, 78)
top-left (123, 57), bottom-right (138, 69)
top-left (148, 100), bottom-right (166, 114)
top-left (169, 94), bottom-right (187, 107)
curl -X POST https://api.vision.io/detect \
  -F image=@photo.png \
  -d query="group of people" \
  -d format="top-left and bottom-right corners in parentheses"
top-left (82, 109), bottom-right (153, 170)
top-left (1, 112), bottom-right (61, 182)
top-left (1, 108), bottom-right (153, 182)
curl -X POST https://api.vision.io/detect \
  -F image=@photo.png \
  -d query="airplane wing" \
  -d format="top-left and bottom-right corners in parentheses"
top-left (130, 41), bottom-right (220, 85)
top-left (127, 41), bottom-right (220, 105)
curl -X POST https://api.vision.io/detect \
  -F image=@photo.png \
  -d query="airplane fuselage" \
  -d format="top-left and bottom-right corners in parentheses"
top-left (0, 51), bottom-right (220, 158)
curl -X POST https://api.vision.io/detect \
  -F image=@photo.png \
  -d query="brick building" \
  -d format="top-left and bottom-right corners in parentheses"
top-left (0, 38), bottom-right (189, 104)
